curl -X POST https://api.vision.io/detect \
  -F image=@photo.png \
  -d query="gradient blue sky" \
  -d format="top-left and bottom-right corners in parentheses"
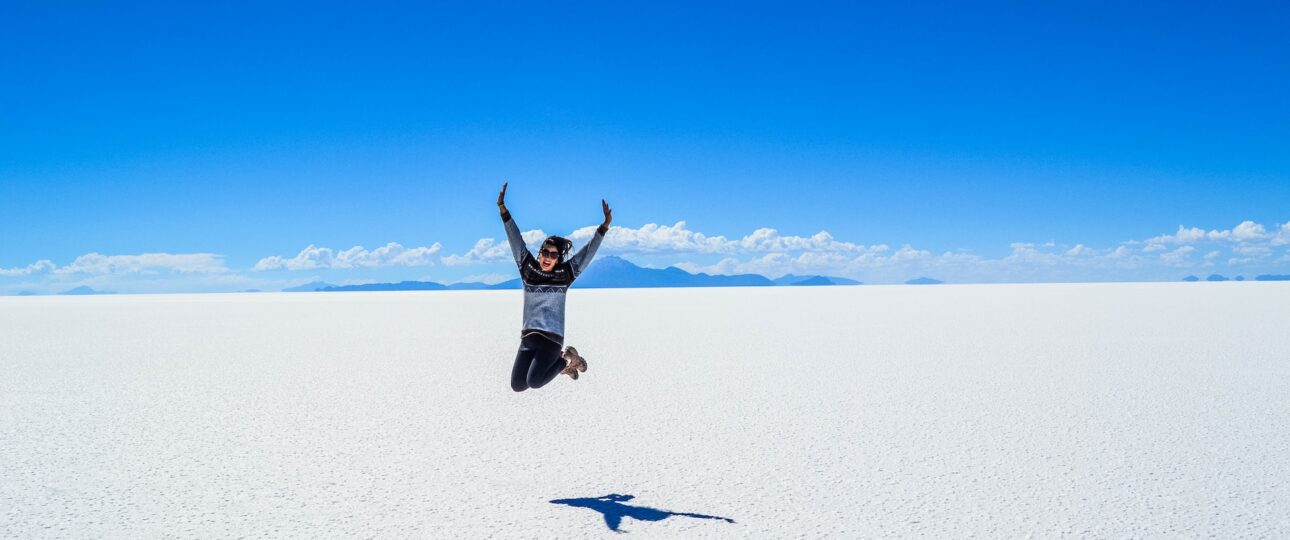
top-left (2, 1), bottom-right (1288, 293)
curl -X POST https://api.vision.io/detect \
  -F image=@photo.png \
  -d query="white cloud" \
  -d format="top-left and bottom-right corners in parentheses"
top-left (1145, 225), bottom-right (1227, 248)
top-left (667, 218), bottom-right (1285, 283)
top-left (255, 245), bottom-right (332, 271)
top-left (890, 245), bottom-right (932, 263)
top-left (736, 228), bottom-right (867, 253)
top-left (0, 259), bottom-right (56, 277)
top-left (1273, 222), bottom-right (1290, 246)
top-left (1145, 220), bottom-right (1278, 249)
top-left (1159, 246), bottom-right (1196, 266)
top-left (441, 238), bottom-right (510, 266)
top-left (1231, 220), bottom-right (1268, 241)
top-left (675, 254), bottom-right (784, 276)
top-left (1004, 243), bottom-right (1064, 266)
top-left (338, 242), bottom-right (442, 268)
top-left (55, 253), bottom-right (227, 275)
top-left (521, 229), bottom-right (548, 245)
top-left (570, 221), bottom-right (734, 254)
top-left (254, 242), bottom-right (442, 271)
top-left (1202, 250), bottom-right (1222, 267)
top-left (563, 221), bottom-right (893, 258)
top-left (1232, 244), bottom-right (1271, 259)
top-left (677, 244), bottom-right (932, 278)
top-left (440, 229), bottom-right (546, 266)
top-left (1065, 244), bottom-right (1096, 257)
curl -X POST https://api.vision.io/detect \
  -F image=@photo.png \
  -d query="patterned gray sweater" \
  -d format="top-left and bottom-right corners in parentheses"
top-left (503, 213), bottom-right (605, 339)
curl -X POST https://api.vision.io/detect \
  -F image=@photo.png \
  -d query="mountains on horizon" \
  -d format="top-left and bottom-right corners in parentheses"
top-left (1183, 274), bottom-right (1290, 282)
top-left (17, 264), bottom-right (1290, 296)
top-left (283, 255), bottom-right (865, 292)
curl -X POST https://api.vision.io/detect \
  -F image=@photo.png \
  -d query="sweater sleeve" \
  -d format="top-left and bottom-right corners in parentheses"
top-left (502, 211), bottom-right (530, 267)
top-left (568, 228), bottom-right (606, 278)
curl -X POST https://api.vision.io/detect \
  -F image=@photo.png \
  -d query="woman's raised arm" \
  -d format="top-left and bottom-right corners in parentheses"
top-left (498, 182), bottom-right (529, 266)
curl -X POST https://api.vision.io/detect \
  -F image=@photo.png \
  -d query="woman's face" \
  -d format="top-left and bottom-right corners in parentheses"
top-left (538, 245), bottom-right (560, 271)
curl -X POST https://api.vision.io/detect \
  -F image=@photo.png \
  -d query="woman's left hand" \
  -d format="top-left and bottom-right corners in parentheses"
top-left (601, 199), bottom-right (612, 227)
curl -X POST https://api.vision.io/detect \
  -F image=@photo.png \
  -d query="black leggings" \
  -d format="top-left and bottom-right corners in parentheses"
top-left (511, 333), bottom-right (567, 392)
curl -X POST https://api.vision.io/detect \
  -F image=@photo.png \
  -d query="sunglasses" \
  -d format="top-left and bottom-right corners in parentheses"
top-left (538, 249), bottom-right (561, 259)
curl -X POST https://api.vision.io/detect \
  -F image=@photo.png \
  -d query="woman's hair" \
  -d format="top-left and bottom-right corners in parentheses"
top-left (541, 236), bottom-right (573, 261)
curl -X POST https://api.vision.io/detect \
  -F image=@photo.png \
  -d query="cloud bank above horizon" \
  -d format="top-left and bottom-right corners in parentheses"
top-left (3, 219), bottom-right (1288, 294)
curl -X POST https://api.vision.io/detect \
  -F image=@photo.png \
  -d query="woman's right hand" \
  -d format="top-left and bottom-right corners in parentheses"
top-left (497, 182), bottom-right (508, 212)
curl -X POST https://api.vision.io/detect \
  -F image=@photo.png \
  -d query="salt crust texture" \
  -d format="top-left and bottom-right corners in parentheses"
top-left (2, 283), bottom-right (1289, 538)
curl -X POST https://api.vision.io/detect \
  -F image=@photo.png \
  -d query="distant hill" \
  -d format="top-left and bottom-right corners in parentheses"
top-left (1207, 274), bottom-right (1229, 282)
top-left (282, 281), bottom-right (335, 292)
top-left (445, 282), bottom-right (496, 290)
top-left (1182, 275), bottom-right (1200, 282)
top-left (905, 277), bottom-right (944, 285)
top-left (1256, 274), bottom-right (1290, 281)
top-left (788, 276), bottom-right (834, 286)
top-left (572, 255), bottom-right (773, 288)
top-left (772, 274), bottom-right (862, 286)
top-left (59, 286), bottom-right (113, 295)
top-left (17, 290), bottom-right (39, 296)
top-left (320, 281), bottom-right (448, 292)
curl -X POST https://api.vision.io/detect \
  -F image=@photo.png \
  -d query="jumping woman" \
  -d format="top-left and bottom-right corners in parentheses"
top-left (497, 182), bottom-right (610, 392)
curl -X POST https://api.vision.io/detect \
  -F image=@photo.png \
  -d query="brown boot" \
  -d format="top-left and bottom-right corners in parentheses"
top-left (561, 346), bottom-right (587, 379)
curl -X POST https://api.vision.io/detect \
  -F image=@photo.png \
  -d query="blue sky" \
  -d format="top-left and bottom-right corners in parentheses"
top-left (2, 1), bottom-right (1288, 293)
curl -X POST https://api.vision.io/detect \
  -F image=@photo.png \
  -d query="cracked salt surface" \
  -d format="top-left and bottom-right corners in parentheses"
top-left (2, 283), bottom-right (1289, 537)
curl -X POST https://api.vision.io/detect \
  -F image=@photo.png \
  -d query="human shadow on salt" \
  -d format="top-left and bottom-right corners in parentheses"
top-left (549, 493), bottom-right (735, 532)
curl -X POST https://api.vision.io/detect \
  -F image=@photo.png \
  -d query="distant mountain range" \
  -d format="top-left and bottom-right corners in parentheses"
top-left (904, 277), bottom-right (944, 285)
top-left (281, 256), bottom-right (865, 292)
top-left (317, 281), bottom-right (500, 292)
top-left (1182, 274), bottom-right (1290, 282)
top-left (1183, 274), bottom-right (1261, 282)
